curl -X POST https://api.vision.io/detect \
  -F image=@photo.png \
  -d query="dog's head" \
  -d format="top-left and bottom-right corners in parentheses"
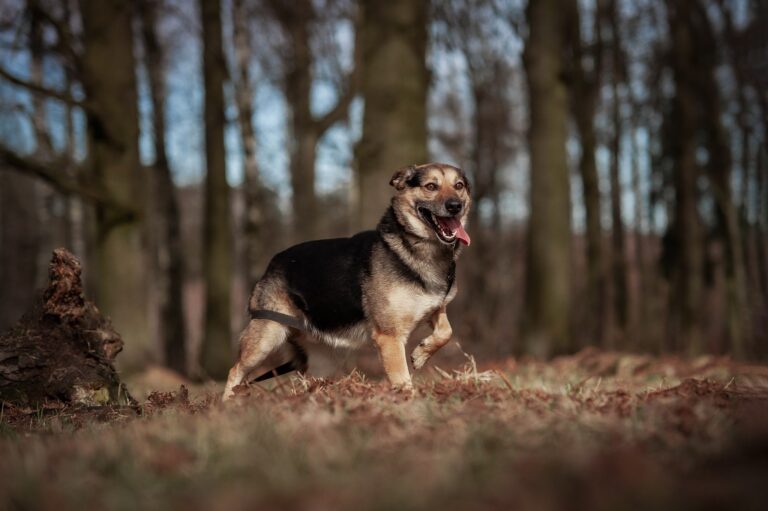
top-left (389, 163), bottom-right (472, 246)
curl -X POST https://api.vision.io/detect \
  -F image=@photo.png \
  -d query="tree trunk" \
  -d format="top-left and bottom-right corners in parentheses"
top-left (565, 0), bottom-right (606, 346)
top-left (0, 173), bottom-right (39, 332)
top-left (666, 0), bottom-right (703, 352)
top-left (232, 0), bottom-right (271, 285)
top-left (268, 0), bottom-right (358, 240)
top-left (199, 0), bottom-right (233, 380)
top-left (608, 0), bottom-right (629, 336)
top-left (356, 0), bottom-right (429, 230)
top-left (140, 0), bottom-right (187, 375)
top-left (80, 0), bottom-right (151, 372)
top-left (283, 0), bottom-right (318, 241)
top-left (522, 0), bottom-right (572, 356)
top-left (629, 109), bottom-right (649, 344)
top-left (756, 144), bottom-right (768, 307)
top-left (608, 89), bottom-right (629, 335)
top-left (0, 249), bottom-right (132, 406)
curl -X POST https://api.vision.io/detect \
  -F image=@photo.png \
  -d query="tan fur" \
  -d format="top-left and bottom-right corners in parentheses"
top-left (411, 306), bottom-right (453, 370)
top-left (223, 162), bottom-right (471, 400)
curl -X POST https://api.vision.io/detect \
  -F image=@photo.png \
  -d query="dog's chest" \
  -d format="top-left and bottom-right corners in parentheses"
top-left (384, 285), bottom-right (446, 323)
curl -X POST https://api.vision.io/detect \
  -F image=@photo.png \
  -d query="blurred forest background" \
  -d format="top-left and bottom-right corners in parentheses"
top-left (0, 0), bottom-right (766, 379)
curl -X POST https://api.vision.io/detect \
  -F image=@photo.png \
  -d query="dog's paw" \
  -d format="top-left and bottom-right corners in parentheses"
top-left (392, 381), bottom-right (415, 396)
top-left (411, 344), bottom-right (431, 370)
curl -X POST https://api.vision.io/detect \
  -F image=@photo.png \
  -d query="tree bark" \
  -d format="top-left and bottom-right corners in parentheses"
top-left (140, 0), bottom-right (187, 375)
top-left (629, 105), bottom-right (649, 343)
top-left (522, 0), bottom-right (572, 356)
top-left (608, 0), bottom-right (629, 336)
top-left (356, 0), bottom-right (429, 230)
top-left (232, 0), bottom-right (270, 286)
top-left (565, 0), bottom-right (606, 346)
top-left (692, 1), bottom-right (749, 357)
top-left (0, 173), bottom-right (39, 332)
top-left (199, 0), bottom-right (233, 380)
top-left (283, 0), bottom-right (318, 241)
top-left (666, 0), bottom-right (703, 352)
top-left (80, 0), bottom-right (151, 372)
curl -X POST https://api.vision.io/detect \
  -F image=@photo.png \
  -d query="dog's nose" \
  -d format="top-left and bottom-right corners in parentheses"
top-left (445, 198), bottom-right (463, 215)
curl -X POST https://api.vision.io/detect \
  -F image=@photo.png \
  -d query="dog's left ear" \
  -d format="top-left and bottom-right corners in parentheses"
top-left (389, 165), bottom-right (417, 190)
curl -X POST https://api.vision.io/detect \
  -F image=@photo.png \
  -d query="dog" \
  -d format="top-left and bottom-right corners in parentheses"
top-left (222, 162), bottom-right (471, 400)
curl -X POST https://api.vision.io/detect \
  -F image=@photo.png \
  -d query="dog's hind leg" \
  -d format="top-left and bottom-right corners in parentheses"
top-left (222, 318), bottom-right (290, 401)
top-left (411, 307), bottom-right (453, 370)
top-left (250, 339), bottom-right (308, 382)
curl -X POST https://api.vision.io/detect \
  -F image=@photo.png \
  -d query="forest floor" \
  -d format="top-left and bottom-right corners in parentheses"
top-left (1, 348), bottom-right (768, 511)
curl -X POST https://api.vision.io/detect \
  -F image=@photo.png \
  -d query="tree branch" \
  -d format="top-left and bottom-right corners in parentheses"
top-left (0, 66), bottom-right (83, 107)
top-left (0, 145), bottom-right (136, 218)
top-left (33, 4), bottom-right (82, 66)
top-left (313, 75), bottom-right (358, 136)
top-left (313, 8), bottom-right (362, 136)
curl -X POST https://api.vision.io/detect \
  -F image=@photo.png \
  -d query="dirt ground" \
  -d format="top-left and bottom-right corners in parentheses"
top-left (1, 348), bottom-right (768, 511)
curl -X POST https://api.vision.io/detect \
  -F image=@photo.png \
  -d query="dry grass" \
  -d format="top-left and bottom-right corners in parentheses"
top-left (2, 348), bottom-right (768, 511)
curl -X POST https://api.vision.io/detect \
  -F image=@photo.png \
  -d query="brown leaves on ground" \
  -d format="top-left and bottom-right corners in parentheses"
top-left (1, 349), bottom-right (767, 511)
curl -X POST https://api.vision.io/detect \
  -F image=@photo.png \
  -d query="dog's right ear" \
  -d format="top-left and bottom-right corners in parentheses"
top-left (389, 165), bottom-right (417, 190)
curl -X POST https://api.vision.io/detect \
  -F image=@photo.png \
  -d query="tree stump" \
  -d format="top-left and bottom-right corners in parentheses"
top-left (0, 248), bottom-right (132, 405)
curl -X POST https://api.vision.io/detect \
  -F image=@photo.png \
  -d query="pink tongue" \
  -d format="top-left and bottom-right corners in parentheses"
top-left (439, 217), bottom-right (471, 246)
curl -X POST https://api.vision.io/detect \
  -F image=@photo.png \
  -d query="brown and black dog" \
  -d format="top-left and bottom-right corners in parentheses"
top-left (223, 163), bottom-right (471, 400)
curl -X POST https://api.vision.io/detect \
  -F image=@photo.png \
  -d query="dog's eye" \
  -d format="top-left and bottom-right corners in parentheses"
top-left (455, 182), bottom-right (465, 190)
top-left (424, 183), bottom-right (438, 192)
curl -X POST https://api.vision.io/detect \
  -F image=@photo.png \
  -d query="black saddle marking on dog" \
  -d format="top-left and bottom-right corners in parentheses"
top-left (266, 232), bottom-right (378, 331)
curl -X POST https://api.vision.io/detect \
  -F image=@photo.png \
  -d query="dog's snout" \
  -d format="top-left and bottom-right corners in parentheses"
top-left (445, 198), bottom-right (463, 215)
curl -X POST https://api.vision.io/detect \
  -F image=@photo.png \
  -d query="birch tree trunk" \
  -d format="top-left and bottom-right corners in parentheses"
top-left (232, 0), bottom-right (270, 286)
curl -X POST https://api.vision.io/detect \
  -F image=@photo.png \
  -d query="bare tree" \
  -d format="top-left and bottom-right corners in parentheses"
top-left (607, 0), bottom-right (629, 336)
top-left (233, 0), bottom-right (266, 286)
top-left (522, 0), bottom-right (572, 355)
top-left (267, 0), bottom-right (359, 241)
top-left (665, 0), bottom-right (703, 352)
top-left (355, 0), bottom-right (428, 230)
top-left (139, 0), bottom-right (187, 375)
top-left (691, 0), bottom-right (749, 355)
top-left (564, 0), bottom-right (607, 345)
top-left (78, 0), bottom-right (152, 371)
top-left (199, 0), bottom-right (233, 379)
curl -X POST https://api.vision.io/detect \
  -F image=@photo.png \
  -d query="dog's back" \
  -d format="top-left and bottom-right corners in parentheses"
top-left (256, 231), bottom-right (379, 332)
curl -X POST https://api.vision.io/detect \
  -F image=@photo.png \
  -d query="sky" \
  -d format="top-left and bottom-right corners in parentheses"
top-left (4, 0), bottom-right (752, 233)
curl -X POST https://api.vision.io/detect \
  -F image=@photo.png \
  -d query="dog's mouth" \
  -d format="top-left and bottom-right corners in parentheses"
top-left (417, 207), bottom-right (471, 246)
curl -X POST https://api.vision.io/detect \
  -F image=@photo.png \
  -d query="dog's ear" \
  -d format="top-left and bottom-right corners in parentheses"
top-left (389, 165), bottom-right (417, 190)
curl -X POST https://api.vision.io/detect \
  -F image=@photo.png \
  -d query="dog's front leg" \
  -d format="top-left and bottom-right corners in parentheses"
top-left (411, 307), bottom-right (453, 370)
top-left (372, 328), bottom-right (412, 390)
